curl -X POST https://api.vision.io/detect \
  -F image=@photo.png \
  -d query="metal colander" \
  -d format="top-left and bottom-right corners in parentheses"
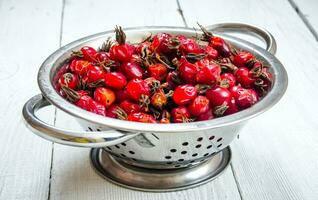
top-left (22, 23), bottom-right (287, 189)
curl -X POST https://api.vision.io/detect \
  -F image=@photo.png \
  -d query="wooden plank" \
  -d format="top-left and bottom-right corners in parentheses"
top-left (291, 0), bottom-right (318, 40)
top-left (0, 0), bottom-right (62, 199)
top-left (50, 0), bottom-right (241, 199)
top-left (179, 0), bottom-right (318, 199)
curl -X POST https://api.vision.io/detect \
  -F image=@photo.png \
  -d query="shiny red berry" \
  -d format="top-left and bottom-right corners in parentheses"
top-left (69, 59), bottom-right (92, 76)
top-left (172, 84), bottom-right (197, 106)
top-left (196, 62), bottom-right (221, 85)
top-left (171, 106), bottom-right (191, 123)
top-left (94, 87), bottom-right (116, 108)
top-left (126, 79), bottom-right (150, 102)
top-left (235, 89), bottom-right (259, 109)
top-left (220, 73), bottom-right (236, 88)
top-left (178, 59), bottom-right (198, 84)
top-left (148, 63), bottom-right (168, 81)
top-left (109, 44), bottom-right (134, 62)
top-left (206, 86), bottom-right (232, 107)
top-left (197, 109), bottom-right (214, 121)
top-left (127, 112), bottom-right (156, 123)
top-left (75, 95), bottom-right (106, 116)
top-left (177, 36), bottom-right (201, 54)
top-left (188, 96), bottom-right (210, 116)
top-left (210, 36), bottom-right (231, 57)
top-left (205, 46), bottom-right (218, 60)
top-left (119, 100), bottom-right (141, 114)
top-left (58, 73), bottom-right (78, 90)
top-left (121, 62), bottom-right (143, 80)
top-left (86, 65), bottom-right (105, 82)
top-left (235, 67), bottom-right (255, 88)
top-left (151, 89), bottom-right (167, 109)
top-left (224, 97), bottom-right (239, 115)
top-left (104, 72), bottom-right (127, 89)
top-left (233, 51), bottom-right (254, 68)
top-left (81, 46), bottom-right (97, 62)
top-left (151, 33), bottom-right (172, 54)
top-left (95, 52), bottom-right (110, 63)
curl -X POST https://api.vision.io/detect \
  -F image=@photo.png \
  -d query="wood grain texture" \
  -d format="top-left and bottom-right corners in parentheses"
top-left (0, 0), bottom-right (62, 199)
top-left (179, 0), bottom-right (318, 199)
top-left (50, 0), bottom-right (241, 199)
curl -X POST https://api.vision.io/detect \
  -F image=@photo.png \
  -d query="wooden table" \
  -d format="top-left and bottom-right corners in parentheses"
top-left (1, 0), bottom-right (317, 199)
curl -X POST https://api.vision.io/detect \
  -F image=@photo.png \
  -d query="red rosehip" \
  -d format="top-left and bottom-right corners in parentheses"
top-left (235, 67), bottom-right (255, 88)
top-left (196, 62), bottom-right (221, 85)
top-left (206, 86), bottom-right (232, 107)
top-left (81, 46), bottom-right (97, 62)
top-left (224, 97), bottom-right (239, 115)
top-left (86, 65), bottom-right (105, 83)
top-left (127, 112), bottom-right (156, 123)
top-left (109, 43), bottom-right (134, 63)
top-left (104, 72), bottom-right (127, 89)
top-left (95, 52), bottom-right (110, 63)
top-left (69, 59), bottom-right (92, 76)
top-left (115, 90), bottom-right (130, 103)
top-left (150, 33), bottom-right (172, 54)
top-left (178, 59), bottom-right (198, 84)
top-left (148, 63), bottom-right (168, 81)
top-left (188, 96), bottom-right (210, 116)
top-left (126, 79), bottom-right (150, 102)
top-left (177, 35), bottom-right (201, 54)
top-left (75, 95), bottom-right (106, 116)
top-left (166, 71), bottom-right (181, 89)
top-left (171, 106), bottom-right (191, 123)
top-left (172, 84), bottom-right (197, 106)
top-left (58, 73), bottom-right (78, 90)
top-left (151, 89), bottom-right (167, 109)
top-left (134, 41), bottom-right (151, 54)
top-left (220, 73), bottom-right (236, 88)
top-left (233, 51), bottom-right (254, 68)
top-left (121, 62), bottom-right (143, 80)
top-left (205, 46), bottom-right (218, 60)
top-left (94, 87), bottom-right (116, 108)
top-left (197, 109), bottom-right (214, 121)
top-left (209, 36), bottom-right (231, 57)
top-left (106, 104), bottom-right (120, 118)
top-left (119, 100), bottom-right (141, 114)
top-left (236, 89), bottom-right (259, 109)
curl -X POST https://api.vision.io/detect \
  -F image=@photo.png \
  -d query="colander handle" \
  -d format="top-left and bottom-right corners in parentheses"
top-left (205, 23), bottom-right (277, 55)
top-left (22, 94), bottom-right (138, 148)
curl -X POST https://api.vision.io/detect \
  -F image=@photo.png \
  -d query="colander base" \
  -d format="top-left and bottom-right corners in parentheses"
top-left (90, 147), bottom-right (231, 192)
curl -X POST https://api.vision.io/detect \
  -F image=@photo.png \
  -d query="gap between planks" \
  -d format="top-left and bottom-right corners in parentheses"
top-left (287, 0), bottom-right (318, 41)
top-left (48, 0), bottom-right (66, 199)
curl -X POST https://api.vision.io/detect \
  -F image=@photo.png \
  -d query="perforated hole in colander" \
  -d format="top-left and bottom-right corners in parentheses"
top-left (128, 151), bottom-right (135, 155)
top-left (121, 142), bottom-right (126, 146)
top-left (170, 149), bottom-right (177, 153)
top-left (106, 147), bottom-right (112, 151)
top-left (181, 151), bottom-right (187, 155)
top-left (115, 145), bottom-right (120, 149)
top-left (165, 156), bottom-right (172, 159)
top-left (182, 142), bottom-right (189, 146)
top-left (197, 137), bottom-right (203, 142)
top-left (207, 145), bottom-right (212, 149)
top-left (88, 127), bottom-right (93, 131)
top-left (217, 144), bottom-right (222, 148)
top-left (195, 144), bottom-right (202, 148)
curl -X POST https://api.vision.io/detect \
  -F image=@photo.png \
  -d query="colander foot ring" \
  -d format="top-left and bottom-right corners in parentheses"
top-left (90, 147), bottom-right (231, 192)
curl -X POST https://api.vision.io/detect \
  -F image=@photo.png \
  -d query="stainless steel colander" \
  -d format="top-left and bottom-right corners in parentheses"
top-left (22, 23), bottom-right (287, 191)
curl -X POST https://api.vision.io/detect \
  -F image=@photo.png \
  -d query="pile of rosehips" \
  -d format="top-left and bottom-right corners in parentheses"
top-left (55, 25), bottom-right (272, 123)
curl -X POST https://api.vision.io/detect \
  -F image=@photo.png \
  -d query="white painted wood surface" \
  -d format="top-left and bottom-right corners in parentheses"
top-left (0, 0), bottom-right (62, 199)
top-left (1, 0), bottom-right (318, 199)
top-left (292, 0), bottom-right (318, 37)
top-left (180, 0), bottom-right (318, 199)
